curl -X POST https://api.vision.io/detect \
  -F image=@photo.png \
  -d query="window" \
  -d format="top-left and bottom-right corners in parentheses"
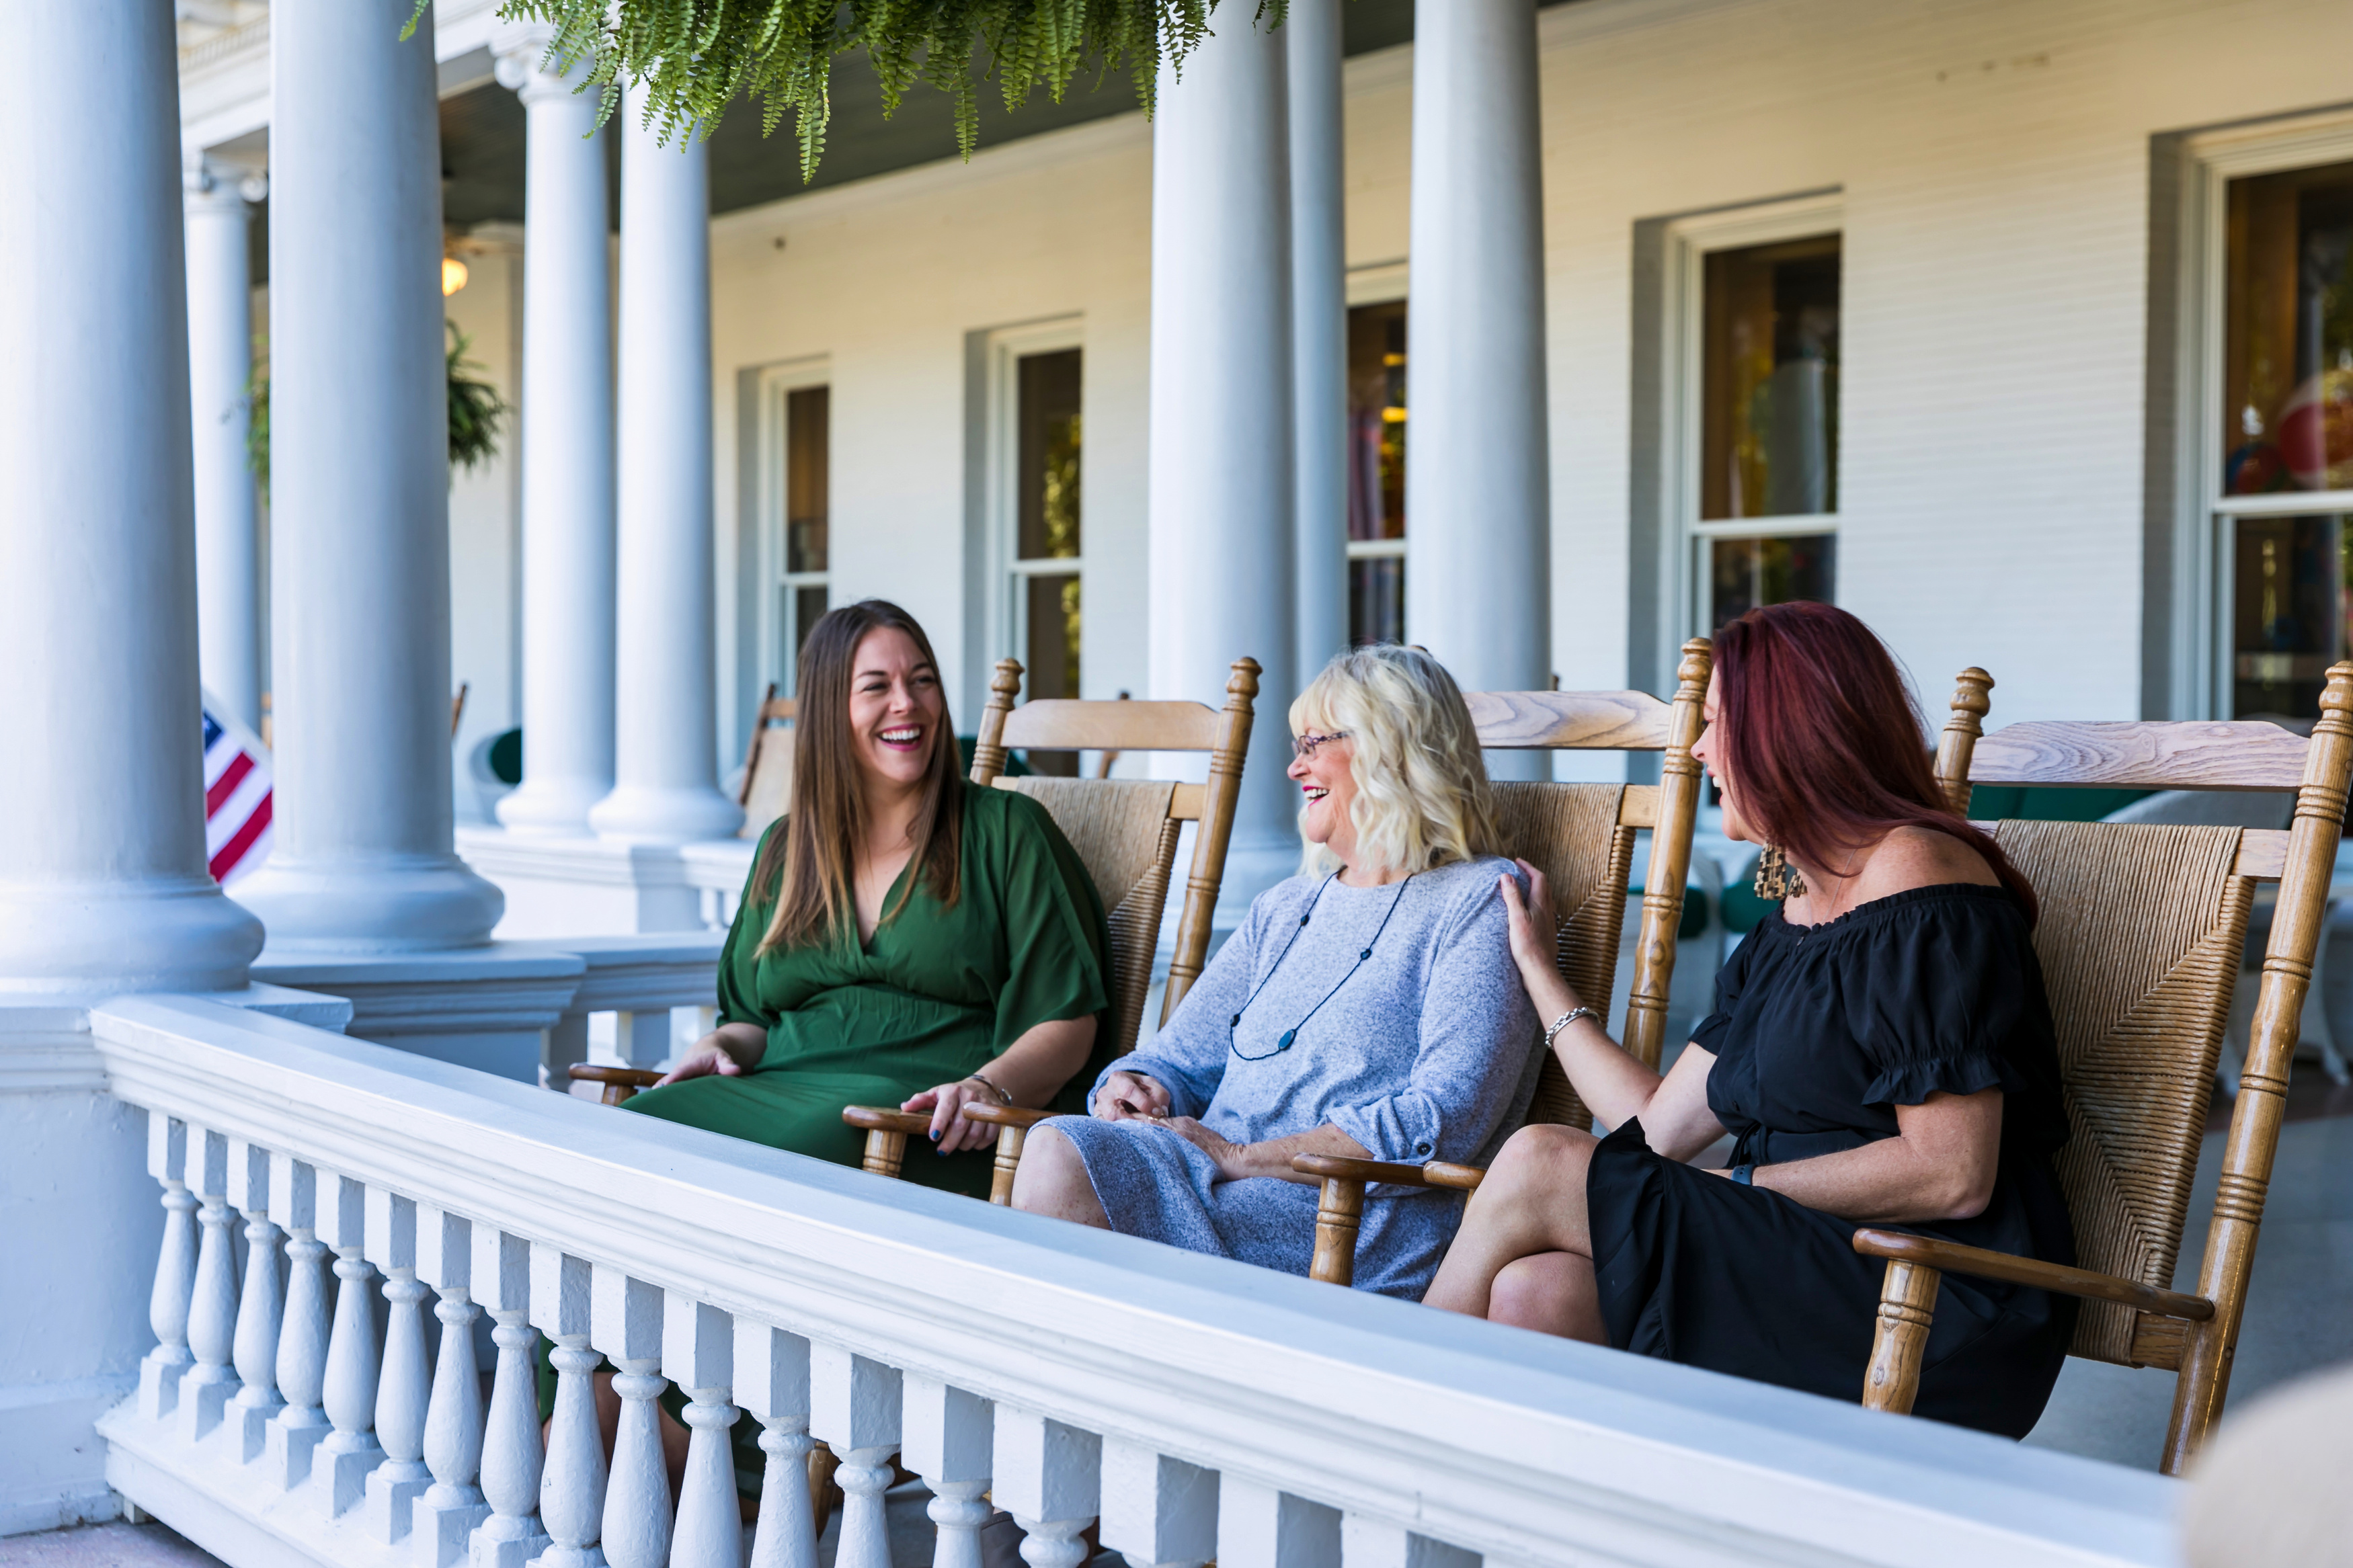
top-left (781, 385), bottom-right (830, 682)
top-left (1347, 298), bottom-right (1408, 645)
top-left (1694, 231), bottom-right (1840, 631)
top-left (2217, 159), bottom-right (2353, 720)
top-left (990, 327), bottom-right (1084, 776)
top-left (756, 362), bottom-right (830, 700)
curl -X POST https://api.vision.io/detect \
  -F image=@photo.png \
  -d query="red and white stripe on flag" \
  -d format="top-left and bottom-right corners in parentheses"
top-left (201, 692), bottom-right (273, 886)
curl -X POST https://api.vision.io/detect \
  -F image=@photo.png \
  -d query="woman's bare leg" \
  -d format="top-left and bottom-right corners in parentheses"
top-left (1424, 1124), bottom-right (1599, 1319)
top-left (1008, 1126), bottom-right (1111, 1228)
top-left (1489, 1253), bottom-right (1607, 1342)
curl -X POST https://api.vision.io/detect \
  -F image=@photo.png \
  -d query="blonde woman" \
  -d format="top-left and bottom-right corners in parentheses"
top-left (1011, 645), bottom-right (1542, 1298)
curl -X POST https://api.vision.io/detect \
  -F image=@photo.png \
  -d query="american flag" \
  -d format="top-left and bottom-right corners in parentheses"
top-left (202, 694), bottom-right (273, 886)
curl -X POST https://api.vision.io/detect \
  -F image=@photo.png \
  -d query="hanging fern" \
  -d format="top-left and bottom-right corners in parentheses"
top-left (248, 322), bottom-right (509, 494)
top-left (425, 0), bottom-right (1281, 185)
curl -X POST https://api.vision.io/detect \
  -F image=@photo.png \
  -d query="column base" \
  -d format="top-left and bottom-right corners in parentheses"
top-left (227, 1391), bottom-right (284, 1463)
top-left (138, 1352), bottom-right (192, 1423)
top-left (364, 1458), bottom-right (432, 1543)
top-left (266, 1409), bottom-right (331, 1491)
top-left (587, 784), bottom-right (744, 848)
top-left (313, 1434), bottom-right (384, 1520)
top-left (468, 1515), bottom-right (551, 1568)
top-left (174, 1368), bottom-right (237, 1446)
top-left (456, 827), bottom-right (715, 938)
top-left (0, 874), bottom-right (263, 997)
top-left (415, 1487), bottom-right (492, 1568)
top-left (250, 946), bottom-right (586, 1084)
top-left (230, 854), bottom-right (506, 953)
top-left (495, 776), bottom-right (614, 838)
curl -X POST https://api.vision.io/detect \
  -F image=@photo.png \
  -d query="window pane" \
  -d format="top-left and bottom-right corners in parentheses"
top-left (1710, 534), bottom-right (1836, 631)
top-left (1349, 556), bottom-right (1406, 647)
top-left (2232, 513), bottom-right (2347, 719)
top-left (1023, 573), bottom-right (1081, 776)
top-left (1347, 300), bottom-right (1408, 542)
top-left (1702, 235), bottom-right (1841, 521)
top-left (786, 386), bottom-right (829, 574)
top-left (2223, 162), bottom-right (2353, 495)
top-left (1017, 349), bottom-right (1082, 561)
top-left (793, 585), bottom-right (828, 667)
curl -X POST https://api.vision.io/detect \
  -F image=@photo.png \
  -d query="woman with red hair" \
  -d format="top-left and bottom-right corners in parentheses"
top-left (1425, 602), bottom-right (2076, 1438)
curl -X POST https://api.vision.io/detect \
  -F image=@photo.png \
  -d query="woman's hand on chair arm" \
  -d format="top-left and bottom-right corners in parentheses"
top-left (657, 1022), bottom-right (768, 1086)
top-left (905, 1015), bottom-right (1097, 1154)
top-left (1724, 1089), bottom-right (2003, 1223)
top-left (1500, 862), bottom-right (1722, 1157)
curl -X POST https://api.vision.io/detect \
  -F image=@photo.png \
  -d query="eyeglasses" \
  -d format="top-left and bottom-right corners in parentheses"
top-left (1291, 730), bottom-right (1351, 759)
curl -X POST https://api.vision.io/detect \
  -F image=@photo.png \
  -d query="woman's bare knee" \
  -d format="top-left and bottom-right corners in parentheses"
top-left (1009, 1126), bottom-right (1110, 1229)
top-left (1489, 1251), bottom-right (1607, 1342)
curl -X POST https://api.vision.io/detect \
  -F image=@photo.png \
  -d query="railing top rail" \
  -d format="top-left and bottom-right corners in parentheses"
top-left (93, 995), bottom-right (2176, 1568)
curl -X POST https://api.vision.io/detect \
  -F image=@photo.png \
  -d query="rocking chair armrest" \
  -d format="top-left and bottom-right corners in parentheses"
top-left (1851, 1229), bottom-right (2215, 1322)
top-left (568, 1065), bottom-right (666, 1089)
top-left (1289, 1154), bottom-right (1488, 1192)
top-left (841, 1106), bottom-right (937, 1137)
top-left (963, 1102), bottom-right (1056, 1130)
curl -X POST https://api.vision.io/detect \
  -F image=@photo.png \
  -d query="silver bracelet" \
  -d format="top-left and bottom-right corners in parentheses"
top-left (1544, 1005), bottom-right (1599, 1048)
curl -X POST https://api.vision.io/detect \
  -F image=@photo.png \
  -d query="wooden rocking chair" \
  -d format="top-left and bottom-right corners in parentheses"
top-left (737, 683), bottom-right (799, 839)
top-left (1287, 640), bottom-right (1716, 1285)
top-left (1850, 663), bottom-right (2353, 1474)
top-left (838, 657), bottom-right (1262, 1200)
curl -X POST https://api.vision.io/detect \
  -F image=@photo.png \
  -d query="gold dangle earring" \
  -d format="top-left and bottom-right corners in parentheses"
top-left (1754, 844), bottom-right (1808, 902)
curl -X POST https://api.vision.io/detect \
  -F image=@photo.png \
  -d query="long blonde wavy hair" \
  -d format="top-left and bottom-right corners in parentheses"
top-left (1289, 645), bottom-right (1501, 877)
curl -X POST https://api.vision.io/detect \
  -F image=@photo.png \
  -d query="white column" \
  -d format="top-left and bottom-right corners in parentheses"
top-left (184, 155), bottom-right (267, 735)
top-left (1404, 0), bottom-right (1550, 774)
top-left (233, 0), bottom-right (505, 948)
top-left (1288, 0), bottom-right (1348, 682)
top-left (1146, 17), bottom-right (1296, 909)
top-left (493, 27), bottom-right (618, 837)
top-left (0, 0), bottom-right (263, 994)
top-left (590, 86), bottom-right (742, 845)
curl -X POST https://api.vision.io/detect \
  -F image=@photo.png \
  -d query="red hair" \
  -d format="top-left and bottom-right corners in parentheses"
top-left (1714, 602), bottom-right (2036, 923)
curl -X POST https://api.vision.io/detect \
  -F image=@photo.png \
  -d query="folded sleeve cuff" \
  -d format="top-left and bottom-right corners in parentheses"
top-left (1863, 1048), bottom-right (2016, 1109)
top-left (1328, 1094), bottom-right (1445, 1167)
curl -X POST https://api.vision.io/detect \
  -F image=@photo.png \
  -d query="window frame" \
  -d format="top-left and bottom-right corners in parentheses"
top-left (983, 319), bottom-right (1087, 699)
top-left (753, 356), bottom-right (832, 700)
top-left (1344, 263), bottom-right (1412, 614)
top-left (2177, 110), bottom-right (2353, 720)
top-left (1660, 192), bottom-right (1846, 641)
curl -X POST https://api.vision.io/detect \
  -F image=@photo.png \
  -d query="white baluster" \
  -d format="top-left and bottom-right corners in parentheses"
top-left (1215, 1480), bottom-right (1340, 1568)
top-left (366, 1188), bottom-right (434, 1542)
top-left (592, 1268), bottom-right (672, 1568)
top-left (811, 1346), bottom-right (902, 1568)
top-left (735, 1321), bottom-right (815, 1568)
top-left (902, 1376), bottom-right (994, 1568)
top-left (1099, 1442), bottom-right (1218, 1568)
top-left (317, 1171), bottom-right (385, 1518)
top-left (178, 1126), bottom-right (241, 1444)
top-left (532, 1245), bottom-right (606, 1568)
top-left (1338, 1517), bottom-right (1477, 1568)
top-left (268, 1156), bottom-right (332, 1491)
top-left (138, 1115), bottom-right (195, 1421)
top-left (665, 1294), bottom-right (742, 1568)
top-left (417, 1206), bottom-right (491, 1565)
top-left (471, 1228), bottom-right (549, 1567)
top-left (225, 1139), bottom-right (284, 1460)
top-left (992, 1408), bottom-right (1098, 1568)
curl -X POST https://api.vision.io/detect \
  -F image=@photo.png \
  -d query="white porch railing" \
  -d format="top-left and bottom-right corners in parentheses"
top-left (94, 994), bottom-right (2176, 1568)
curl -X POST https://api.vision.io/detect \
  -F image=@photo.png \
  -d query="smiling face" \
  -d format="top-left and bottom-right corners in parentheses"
top-left (1287, 729), bottom-right (1360, 861)
top-left (1689, 671), bottom-right (1754, 842)
top-left (846, 626), bottom-right (945, 795)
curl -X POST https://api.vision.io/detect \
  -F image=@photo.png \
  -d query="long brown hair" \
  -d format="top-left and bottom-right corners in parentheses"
top-left (754, 600), bottom-right (965, 952)
top-left (1714, 602), bottom-right (2036, 922)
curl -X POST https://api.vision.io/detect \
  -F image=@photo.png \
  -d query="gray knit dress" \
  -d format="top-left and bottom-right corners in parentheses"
top-left (1044, 854), bottom-right (1542, 1298)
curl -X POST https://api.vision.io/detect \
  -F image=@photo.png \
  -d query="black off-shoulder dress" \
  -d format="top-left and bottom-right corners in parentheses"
top-left (1587, 884), bottom-right (2077, 1438)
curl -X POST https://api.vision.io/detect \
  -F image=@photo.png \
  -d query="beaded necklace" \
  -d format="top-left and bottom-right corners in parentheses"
top-left (1228, 870), bottom-right (1417, 1061)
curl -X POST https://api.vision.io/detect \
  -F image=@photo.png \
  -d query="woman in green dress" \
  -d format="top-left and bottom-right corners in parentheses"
top-left (627, 595), bottom-right (1115, 1188)
top-left (546, 599), bottom-right (1114, 1501)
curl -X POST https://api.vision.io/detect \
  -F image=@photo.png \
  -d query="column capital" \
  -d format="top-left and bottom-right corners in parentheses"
top-left (184, 151), bottom-right (267, 210)
top-left (493, 24), bottom-right (592, 104)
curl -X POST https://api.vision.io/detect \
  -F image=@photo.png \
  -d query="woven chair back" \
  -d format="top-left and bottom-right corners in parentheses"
top-left (995, 778), bottom-right (1184, 1057)
top-left (1489, 783), bottom-right (1640, 1129)
top-left (737, 688), bottom-right (799, 839)
top-left (1991, 821), bottom-right (2254, 1366)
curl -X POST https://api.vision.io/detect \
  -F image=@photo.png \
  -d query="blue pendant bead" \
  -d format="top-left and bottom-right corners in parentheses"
top-left (1277, 1030), bottom-right (1295, 1050)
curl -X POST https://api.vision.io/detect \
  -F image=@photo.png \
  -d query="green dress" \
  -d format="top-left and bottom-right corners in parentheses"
top-left (623, 781), bottom-right (1115, 1198)
top-left (536, 782), bottom-right (1114, 1492)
